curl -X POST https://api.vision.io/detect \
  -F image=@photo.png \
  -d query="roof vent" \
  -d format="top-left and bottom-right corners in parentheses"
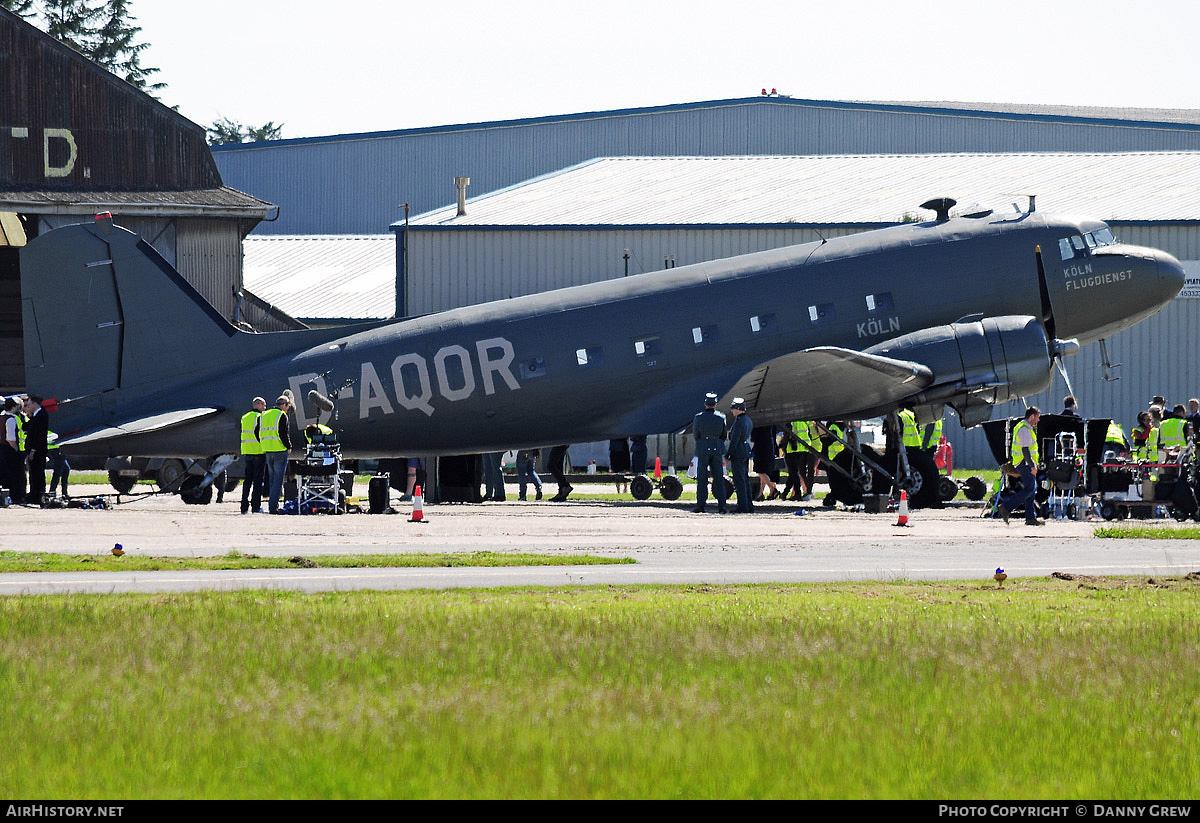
top-left (455, 177), bottom-right (470, 216)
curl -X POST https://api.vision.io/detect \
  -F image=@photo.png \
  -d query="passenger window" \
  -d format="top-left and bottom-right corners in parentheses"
top-left (576, 347), bottom-right (603, 368)
top-left (634, 336), bottom-right (661, 357)
top-left (692, 325), bottom-right (719, 345)
top-left (808, 303), bottom-right (835, 324)
top-left (750, 313), bottom-right (777, 334)
top-left (865, 293), bottom-right (894, 313)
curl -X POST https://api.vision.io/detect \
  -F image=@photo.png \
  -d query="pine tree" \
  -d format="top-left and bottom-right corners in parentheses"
top-left (38, 0), bottom-right (100, 54)
top-left (15, 0), bottom-right (164, 94)
top-left (89, 0), bottom-right (163, 92)
top-left (0, 0), bottom-right (39, 19)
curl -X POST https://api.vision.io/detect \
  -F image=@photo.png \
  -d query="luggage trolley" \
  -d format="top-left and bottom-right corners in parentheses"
top-left (1044, 431), bottom-right (1086, 519)
top-left (296, 425), bottom-right (344, 513)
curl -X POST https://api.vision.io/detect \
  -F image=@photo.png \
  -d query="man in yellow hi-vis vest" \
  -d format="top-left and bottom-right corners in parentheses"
top-left (998, 406), bottom-right (1044, 527)
top-left (259, 395), bottom-right (293, 514)
top-left (239, 396), bottom-right (267, 514)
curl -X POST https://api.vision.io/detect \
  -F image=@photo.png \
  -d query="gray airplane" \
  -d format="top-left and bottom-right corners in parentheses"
top-left (19, 200), bottom-right (1184, 499)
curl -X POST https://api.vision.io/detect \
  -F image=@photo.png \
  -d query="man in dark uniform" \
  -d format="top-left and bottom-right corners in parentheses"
top-left (22, 396), bottom-right (48, 505)
top-left (691, 393), bottom-right (728, 513)
top-left (727, 397), bottom-right (754, 513)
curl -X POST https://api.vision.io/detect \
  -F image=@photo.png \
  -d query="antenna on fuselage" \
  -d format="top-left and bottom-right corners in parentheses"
top-left (1005, 194), bottom-right (1037, 214)
top-left (920, 197), bottom-right (956, 223)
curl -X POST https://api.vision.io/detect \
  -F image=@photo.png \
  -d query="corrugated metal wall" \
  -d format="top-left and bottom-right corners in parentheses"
top-left (0, 10), bottom-right (220, 190)
top-left (215, 100), bottom-right (1200, 235)
top-left (176, 218), bottom-right (245, 320)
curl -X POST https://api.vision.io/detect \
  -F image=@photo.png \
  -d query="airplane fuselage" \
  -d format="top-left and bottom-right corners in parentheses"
top-left (25, 209), bottom-right (1184, 459)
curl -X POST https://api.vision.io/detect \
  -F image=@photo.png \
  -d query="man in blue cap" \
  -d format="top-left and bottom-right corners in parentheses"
top-left (691, 392), bottom-right (728, 513)
top-left (727, 397), bottom-right (755, 513)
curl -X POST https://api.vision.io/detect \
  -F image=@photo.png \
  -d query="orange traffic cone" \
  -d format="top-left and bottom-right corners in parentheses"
top-left (409, 484), bottom-right (426, 523)
top-left (895, 489), bottom-right (910, 527)
top-left (654, 457), bottom-right (662, 479)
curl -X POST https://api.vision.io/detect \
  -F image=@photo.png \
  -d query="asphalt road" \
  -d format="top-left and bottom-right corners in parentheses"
top-left (3, 485), bottom-right (1198, 595)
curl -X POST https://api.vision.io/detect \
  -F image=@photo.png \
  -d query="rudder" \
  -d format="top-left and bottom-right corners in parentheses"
top-left (21, 217), bottom-right (240, 401)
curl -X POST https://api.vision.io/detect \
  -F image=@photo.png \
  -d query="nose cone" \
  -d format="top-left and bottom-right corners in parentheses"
top-left (1157, 250), bottom-right (1186, 302)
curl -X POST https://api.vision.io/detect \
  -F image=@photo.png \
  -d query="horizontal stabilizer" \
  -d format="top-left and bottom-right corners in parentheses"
top-left (722, 347), bottom-right (933, 423)
top-left (59, 407), bottom-right (221, 446)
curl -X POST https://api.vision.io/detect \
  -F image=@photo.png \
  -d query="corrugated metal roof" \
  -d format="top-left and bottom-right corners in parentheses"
top-left (212, 98), bottom-right (1200, 152)
top-left (871, 101), bottom-right (1200, 127)
top-left (0, 186), bottom-right (274, 218)
top-left (406, 152), bottom-right (1200, 228)
top-left (242, 235), bottom-right (395, 320)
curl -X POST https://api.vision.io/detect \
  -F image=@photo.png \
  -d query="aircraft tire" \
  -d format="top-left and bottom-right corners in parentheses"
top-left (179, 477), bottom-right (213, 505)
top-left (155, 459), bottom-right (187, 492)
top-left (875, 449), bottom-right (940, 509)
top-left (826, 447), bottom-right (889, 507)
top-left (108, 471), bottom-right (136, 495)
top-left (907, 449), bottom-right (942, 508)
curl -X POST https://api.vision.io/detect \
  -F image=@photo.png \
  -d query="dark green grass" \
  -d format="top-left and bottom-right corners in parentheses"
top-left (0, 550), bottom-right (633, 573)
top-left (1, 577), bottom-right (1198, 799)
top-left (1094, 525), bottom-right (1200, 539)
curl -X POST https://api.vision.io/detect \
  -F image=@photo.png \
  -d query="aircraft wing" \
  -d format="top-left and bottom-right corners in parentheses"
top-left (721, 347), bottom-right (934, 423)
top-left (58, 407), bottom-right (222, 446)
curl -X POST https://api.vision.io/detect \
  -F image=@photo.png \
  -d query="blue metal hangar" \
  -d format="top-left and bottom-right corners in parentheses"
top-left (213, 96), bottom-right (1200, 237)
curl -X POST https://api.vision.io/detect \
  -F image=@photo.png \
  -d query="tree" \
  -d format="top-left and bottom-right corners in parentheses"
top-left (12, 0), bottom-right (164, 94)
top-left (38, 0), bottom-right (99, 53)
top-left (89, 0), bottom-right (164, 92)
top-left (207, 118), bottom-right (285, 146)
top-left (0, 0), bottom-right (39, 19)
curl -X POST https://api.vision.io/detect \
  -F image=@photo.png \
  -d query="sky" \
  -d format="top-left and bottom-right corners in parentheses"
top-left (130, 0), bottom-right (1200, 140)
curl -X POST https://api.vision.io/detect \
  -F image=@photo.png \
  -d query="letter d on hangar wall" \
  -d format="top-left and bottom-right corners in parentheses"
top-left (43, 128), bottom-right (77, 178)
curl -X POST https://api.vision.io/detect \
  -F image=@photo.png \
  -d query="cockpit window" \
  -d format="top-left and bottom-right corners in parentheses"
top-left (1060, 228), bottom-right (1117, 261)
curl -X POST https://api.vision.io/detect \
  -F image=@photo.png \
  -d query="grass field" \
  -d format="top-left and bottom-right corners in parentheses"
top-left (2, 576), bottom-right (1198, 799)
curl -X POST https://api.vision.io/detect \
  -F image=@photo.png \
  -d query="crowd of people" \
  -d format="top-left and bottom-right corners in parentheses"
top-left (1054, 392), bottom-right (1198, 464)
top-left (994, 393), bottom-right (1199, 527)
top-left (14, 384), bottom-right (1196, 513)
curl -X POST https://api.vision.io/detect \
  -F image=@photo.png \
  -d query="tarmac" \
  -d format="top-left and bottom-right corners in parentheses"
top-left (2, 484), bottom-right (1200, 594)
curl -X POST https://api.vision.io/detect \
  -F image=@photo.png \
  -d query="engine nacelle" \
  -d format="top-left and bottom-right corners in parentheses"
top-left (865, 316), bottom-right (1057, 427)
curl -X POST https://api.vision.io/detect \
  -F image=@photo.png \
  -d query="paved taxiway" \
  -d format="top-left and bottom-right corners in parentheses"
top-left (2, 485), bottom-right (1199, 594)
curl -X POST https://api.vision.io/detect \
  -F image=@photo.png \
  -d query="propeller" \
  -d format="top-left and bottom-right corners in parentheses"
top-left (1035, 244), bottom-right (1081, 408)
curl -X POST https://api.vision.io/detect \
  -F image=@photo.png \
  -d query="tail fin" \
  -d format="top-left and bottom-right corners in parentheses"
top-left (21, 216), bottom-right (242, 400)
